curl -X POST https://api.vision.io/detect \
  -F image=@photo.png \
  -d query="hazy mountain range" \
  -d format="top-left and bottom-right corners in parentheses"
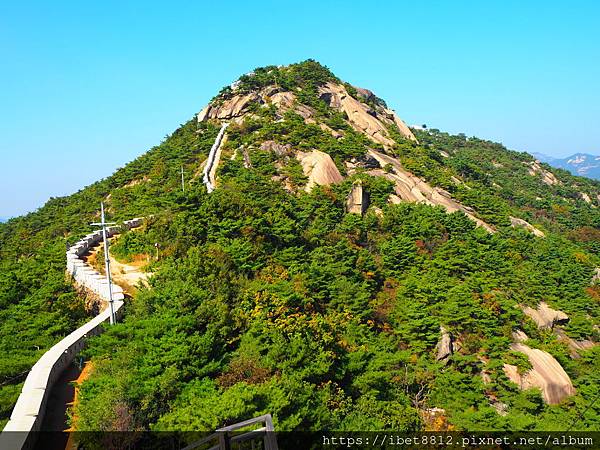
top-left (533, 152), bottom-right (600, 180)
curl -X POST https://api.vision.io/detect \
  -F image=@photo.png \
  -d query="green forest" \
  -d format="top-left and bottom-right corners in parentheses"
top-left (1, 61), bottom-right (598, 435)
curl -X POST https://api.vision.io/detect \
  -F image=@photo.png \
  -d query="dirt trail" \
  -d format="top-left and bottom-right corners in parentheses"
top-left (108, 253), bottom-right (150, 294)
top-left (63, 362), bottom-right (94, 450)
top-left (86, 235), bottom-right (151, 296)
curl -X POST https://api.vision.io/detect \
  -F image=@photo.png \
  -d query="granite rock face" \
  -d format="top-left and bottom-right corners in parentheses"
top-left (503, 343), bottom-right (576, 404)
top-left (346, 181), bottom-right (369, 215)
top-left (554, 328), bottom-right (595, 358)
top-left (367, 149), bottom-right (495, 232)
top-left (195, 72), bottom-right (497, 234)
top-left (527, 160), bottom-right (560, 186)
top-left (510, 216), bottom-right (545, 237)
top-left (296, 150), bottom-right (343, 192)
top-left (511, 330), bottom-right (529, 343)
top-left (435, 326), bottom-right (454, 362)
top-left (521, 302), bottom-right (569, 329)
top-left (198, 93), bottom-right (260, 121)
top-left (197, 81), bottom-right (417, 148)
top-left (317, 82), bottom-right (416, 145)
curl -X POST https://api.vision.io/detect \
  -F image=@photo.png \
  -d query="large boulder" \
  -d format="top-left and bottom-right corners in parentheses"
top-left (511, 330), bottom-right (529, 342)
top-left (296, 150), bottom-right (343, 192)
top-left (346, 181), bottom-right (369, 215)
top-left (521, 302), bottom-right (569, 329)
top-left (435, 326), bottom-right (453, 362)
top-left (503, 343), bottom-right (576, 404)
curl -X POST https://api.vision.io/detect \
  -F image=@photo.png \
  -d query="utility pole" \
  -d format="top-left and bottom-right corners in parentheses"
top-left (91, 202), bottom-right (117, 325)
top-left (181, 165), bottom-right (185, 193)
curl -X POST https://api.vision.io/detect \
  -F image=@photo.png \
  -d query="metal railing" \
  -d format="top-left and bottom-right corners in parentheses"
top-left (182, 414), bottom-right (278, 450)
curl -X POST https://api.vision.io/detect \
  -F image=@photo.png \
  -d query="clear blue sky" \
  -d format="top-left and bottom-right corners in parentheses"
top-left (1, 0), bottom-right (599, 218)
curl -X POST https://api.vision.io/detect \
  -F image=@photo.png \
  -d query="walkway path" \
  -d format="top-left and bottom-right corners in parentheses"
top-left (202, 122), bottom-right (229, 193)
top-left (0, 218), bottom-right (143, 450)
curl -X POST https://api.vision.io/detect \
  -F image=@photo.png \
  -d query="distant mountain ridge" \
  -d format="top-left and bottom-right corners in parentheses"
top-left (533, 152), bottom-right (600, 180)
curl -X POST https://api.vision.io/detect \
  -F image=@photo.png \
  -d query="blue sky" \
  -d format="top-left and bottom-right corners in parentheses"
top-left (1, 0), bottom-right (599, 217)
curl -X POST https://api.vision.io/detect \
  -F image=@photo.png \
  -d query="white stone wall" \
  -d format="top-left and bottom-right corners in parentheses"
top-left (0, 217), bottom-right (143, 449)
top-left (203, 123), bottom-right (229, 193)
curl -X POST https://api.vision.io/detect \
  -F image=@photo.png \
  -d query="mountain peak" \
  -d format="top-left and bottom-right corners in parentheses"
top-left (534, 151), bottom-right (600, 180)
top-left (198, 60), bottom-right (416, 144)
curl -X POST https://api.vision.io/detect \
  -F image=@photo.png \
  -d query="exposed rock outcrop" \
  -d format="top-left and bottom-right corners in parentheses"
top-left (270, 91), bottom-right (295, 109)
top-left (260, 140), bottom-right (293, 157)
top-left (367, 149), bottom-right (495, 233)
top-left (554, 328), bottom-right (595, 358)
top-left (317, 82), bottom-right (417, 145)
top-left (296, 150), bottom-right (343, 192)
top-left (269, 91), bottom-right (315, 119)
top-left (503, 343), bottom-right (576, 404)
top-left (242, 148), bottom-right (252, 169)
top-left (520, 304), bottom-right (595, 358)
top-left (435, 326), bottom-right (454, 363)
top-left (450, 176), bottom-right (464, 186)
top-left (512, 330), bottom-right (529, 342)
top-left (198, 88), bottom-right (310, 124)
top-left (123, 176), bottom-right (150, 188)
top-left (197, 81), bottom-right (416, 150)
top-left (231, 146), bottom-right (253, 169)
top-left (591, 267), bottom-right (600, 285)
top-left (305, 117), bottom-right (343, 138)
top-left (580, 192), bottom-right (592, 203)
top-left (353, 86), bottom-right (380, 105)
top-left (346, 181), bottom-right (369, 215)
top-left (510, 216), bottom-right (545, 237)
top-left (345, 154), bottom-right (381, 173)
top-left (521, 302), bottom-right (569, 329)
top-left (527, 160), bottom-right (560, 186)
top-left (198, 93), bottom-right (261, 121)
